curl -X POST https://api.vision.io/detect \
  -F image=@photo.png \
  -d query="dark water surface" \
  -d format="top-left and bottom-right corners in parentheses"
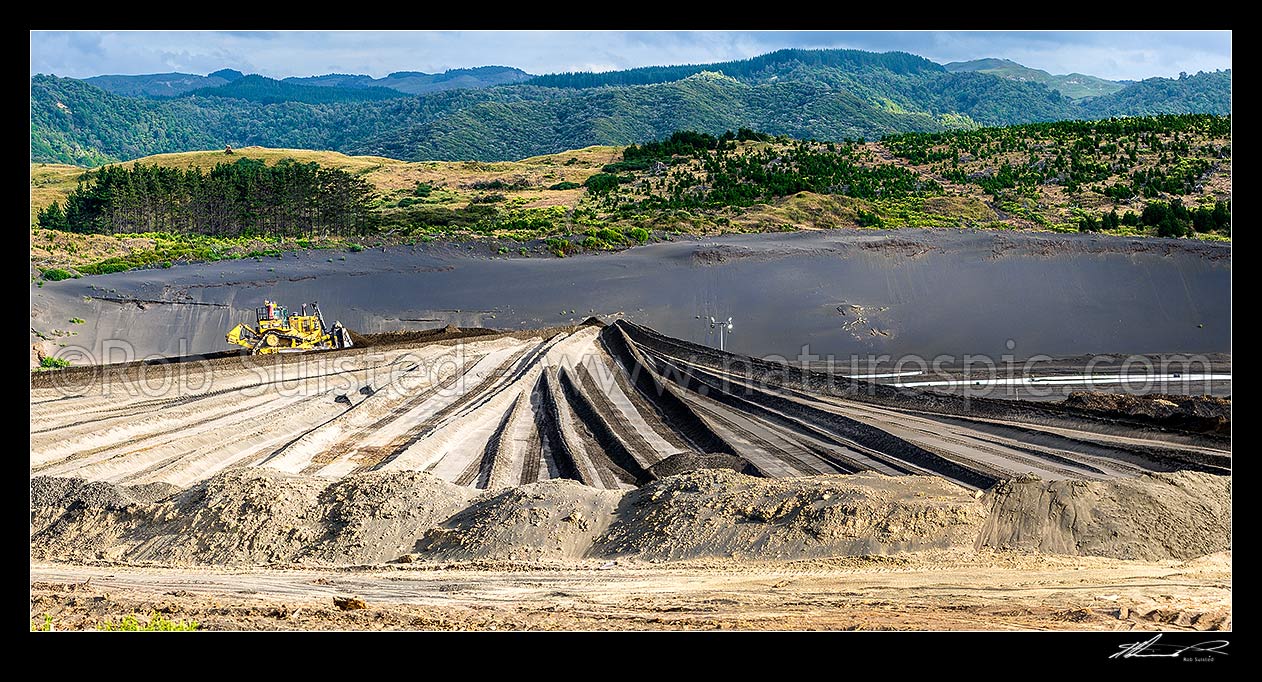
top-left (30, 229), bottom-right (1230, 363)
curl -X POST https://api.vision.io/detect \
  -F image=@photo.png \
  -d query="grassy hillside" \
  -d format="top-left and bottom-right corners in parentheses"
top-left (30, 114), bottom-right (1231, 276)
top-left (945, 58), bottom-right (1124, 100)
top-left (30, 163), bottom-right (84, 223)
top-left (30, 145), bottom-right (619, 216)
top-left (29, 145), bottom-right (622, 272)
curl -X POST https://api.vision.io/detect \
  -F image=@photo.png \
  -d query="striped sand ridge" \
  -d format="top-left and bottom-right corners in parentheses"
top-left (30, 320), bottom-right (1230, 491)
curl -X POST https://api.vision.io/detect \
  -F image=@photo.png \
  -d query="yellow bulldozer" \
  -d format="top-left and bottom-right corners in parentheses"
top-left (226, 300), bottom-right (354, 354)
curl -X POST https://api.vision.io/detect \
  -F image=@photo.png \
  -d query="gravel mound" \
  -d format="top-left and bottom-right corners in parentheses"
top-left (977, 471), bottom-right (1231, 560)
top-left (123, 481), bottom-right (182, 503)
top-left (30, 477), bottom-right (179, 537)
top-left (414, 479), bottom-right (621, 561)
top-left (647, 452), bottom-right (760, 479)
top-left (31, 469), bottom-right (473, 565)
top-left (593, 470), bottom-right (984, 561)
top-left (1062, 392), bottom-right (1231, 435)
top-left (307, 471), bottom-right (475, 564)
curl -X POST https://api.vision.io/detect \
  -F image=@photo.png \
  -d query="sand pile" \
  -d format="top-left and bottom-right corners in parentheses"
top-left (31, 469), bottom-right (1231, 566)
top-left (31, 469), bottom-right (472, 565)
top-left (594, 470), bottom-right (983, 561)
top-left (305, 471), bottom-right (475, 563)
top-left (414, 479), bottom-right (621, 561)
top-left (978, 471), bottom-right (1232, 560)
top-left (30, 477), bottom-right (180, 537)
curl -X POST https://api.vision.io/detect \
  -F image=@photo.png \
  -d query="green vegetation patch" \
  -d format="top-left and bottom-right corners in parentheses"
top-left (98, 612), bottom-right (200, 631)
top-left (40, 267), bottom-right (78, 281)
top-left (35, 356), bottom-right (72, 371)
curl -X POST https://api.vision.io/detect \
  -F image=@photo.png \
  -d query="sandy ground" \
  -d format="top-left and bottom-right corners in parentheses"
top-left (30, 551), bottom-right (1231, 631)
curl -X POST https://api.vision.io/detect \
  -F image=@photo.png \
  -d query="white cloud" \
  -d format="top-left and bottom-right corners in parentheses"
top-left (29, 30), bottom-right (1231, 82)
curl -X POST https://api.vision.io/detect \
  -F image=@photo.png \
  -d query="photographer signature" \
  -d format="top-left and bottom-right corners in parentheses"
top-left (1111, 634), bottom-right (1229, 660)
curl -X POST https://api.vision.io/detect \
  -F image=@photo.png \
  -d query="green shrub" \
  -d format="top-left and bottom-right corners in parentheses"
top-left (545, 237), bottom-right (579, 257)
top-left (548, 181), bottom-right (581, 190)
top-left (601, 159), bottom-right (651, 173)
top-left (856, 209), bottom-right (883, 227)
top-left (583, 173), bottom-right (621, 194)
top-left (79, 260), bottom-right (132, 275)
top-left (40, 268), bottom-right (78, 281)
top-left (586, 227), bottom-right (626, 245)
top-left (38, 357), bottom-right (71, 370)
top-left (98, 612), bottom-right (200, 631)
top-left (69, 317), bottom-right (85, 324)
top-left (349, 243), bottom-right (365, 252)
top-left (413, 182), bottom-right (433, 197)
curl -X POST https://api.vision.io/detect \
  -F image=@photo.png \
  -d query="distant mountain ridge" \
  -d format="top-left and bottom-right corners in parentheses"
top-left (944, 58), bottom-right (1125, 100)
top-left (33, 48), bottom-right (1231, 166)
top-left (284, 66), bottom-right (532, 94)
top-left (81, 65), bottom-right (530, 99)
top-left (83, 72), bottom-right (231, 97)
top-left (185, 74), bottom-right (408, 104)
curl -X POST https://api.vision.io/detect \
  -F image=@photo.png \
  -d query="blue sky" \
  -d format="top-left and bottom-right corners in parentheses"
top-left (30, 30), bottom-right (1231, 82)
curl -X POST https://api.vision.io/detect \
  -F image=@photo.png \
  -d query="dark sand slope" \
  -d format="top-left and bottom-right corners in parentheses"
top-left (30, 229), bottom-right (1230, 362)
top-left (31, 320), bottom-right (1229, 493)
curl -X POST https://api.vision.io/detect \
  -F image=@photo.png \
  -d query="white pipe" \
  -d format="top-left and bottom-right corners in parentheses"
top-left (895, 373), bottom-right (1232, 388)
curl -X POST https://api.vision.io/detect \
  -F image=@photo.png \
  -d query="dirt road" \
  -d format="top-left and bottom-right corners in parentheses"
top-left (30, 551), bottom-right (1231, 631)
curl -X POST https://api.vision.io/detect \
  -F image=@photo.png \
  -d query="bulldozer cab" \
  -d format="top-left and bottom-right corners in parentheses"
top-left (256, 301), bottom-right (288, 323)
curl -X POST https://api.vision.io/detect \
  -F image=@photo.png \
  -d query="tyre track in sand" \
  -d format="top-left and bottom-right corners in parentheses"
top-left (30, 320), bottom-right (1229, 491)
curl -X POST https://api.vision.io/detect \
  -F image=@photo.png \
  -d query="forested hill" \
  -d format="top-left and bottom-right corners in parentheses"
top-left (31, 49), bottom-right (1232, 166)
top-left (184, 74), bottom-right (409, 104)
top-left (525, 48), bottom-right (943, 88)
top-left (1082, 70), bottom-right (1232, 117)
top-left (943, 58), bottom-right (1125, 100)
